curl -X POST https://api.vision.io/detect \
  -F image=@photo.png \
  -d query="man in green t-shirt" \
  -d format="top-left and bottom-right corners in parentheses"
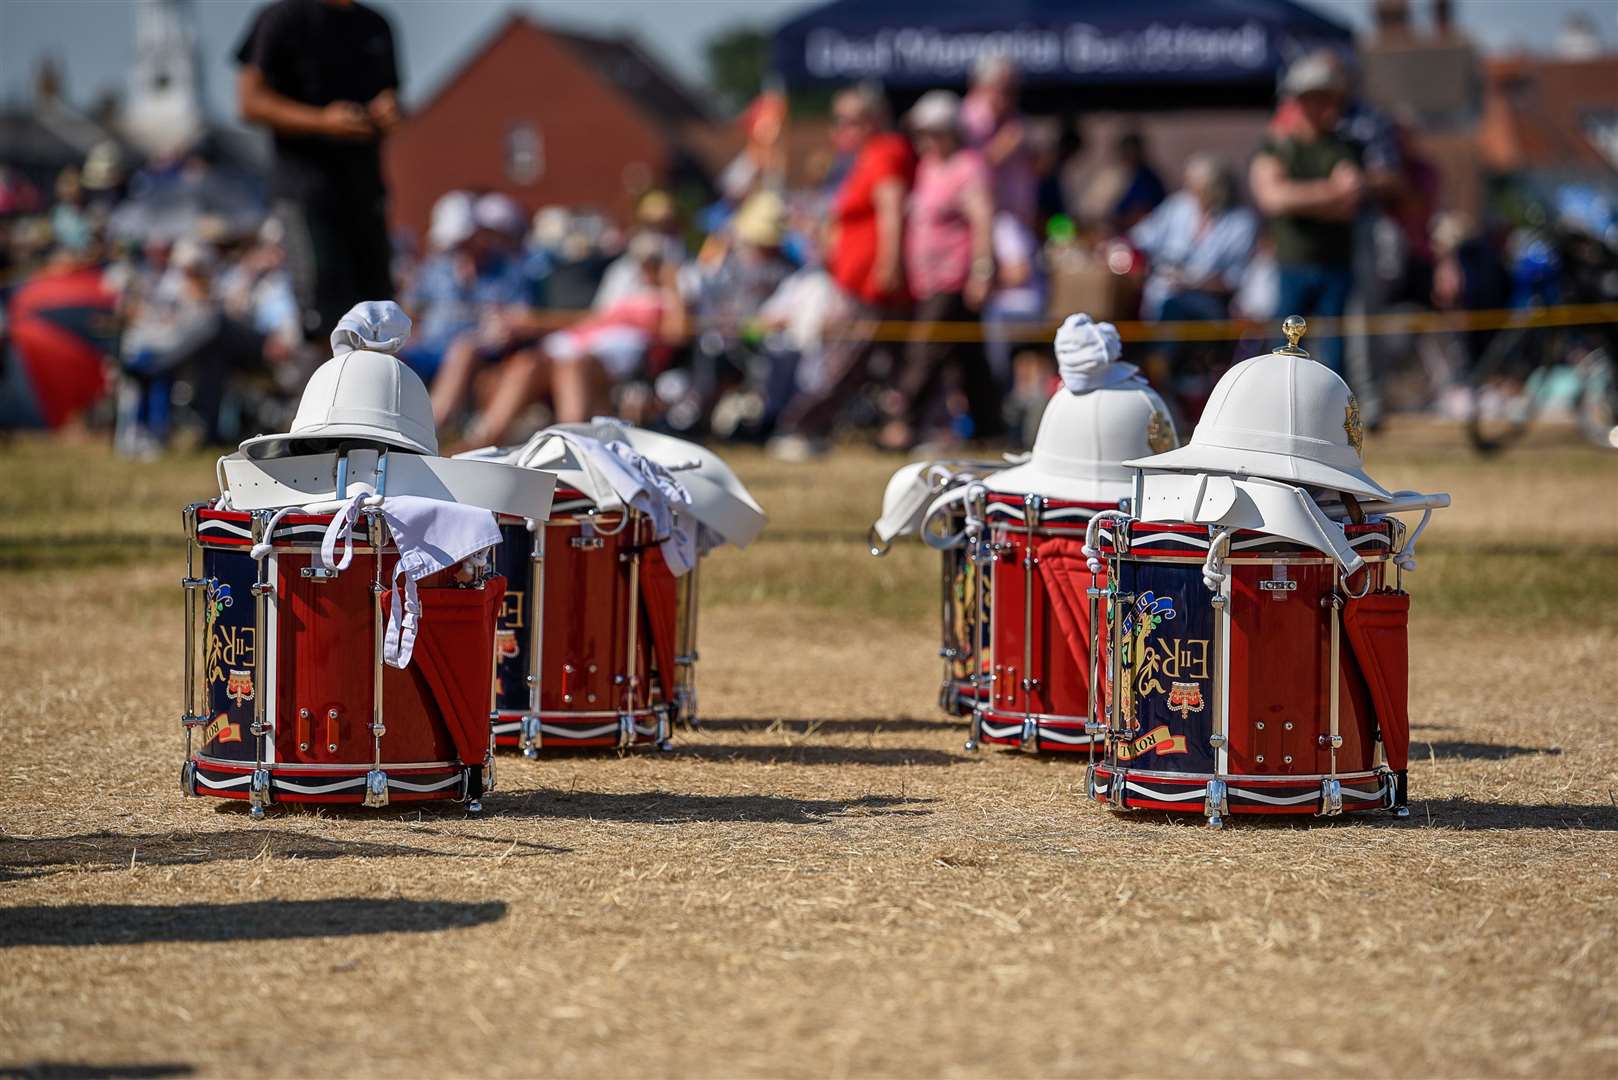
top-left (1250, 53), bottom-right (1365, 373)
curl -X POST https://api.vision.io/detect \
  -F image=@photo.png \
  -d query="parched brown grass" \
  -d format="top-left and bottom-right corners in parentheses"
top-left (1, 421), bottom-right (1615, 1079)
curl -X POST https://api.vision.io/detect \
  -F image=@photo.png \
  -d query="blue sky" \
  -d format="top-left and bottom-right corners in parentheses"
top-left (2, 0), bottom-right (1613, 118)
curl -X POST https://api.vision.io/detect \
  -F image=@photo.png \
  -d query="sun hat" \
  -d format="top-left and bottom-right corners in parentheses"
top-left (906, 90), bottom-right (963, 133)
top-left (239, 301), bottom-right (437, 460)
top-left (1124, 317), bottom-right (1390, 500)
top-left (427, 191), bottom-right (475, 251)
top-left (732, 190), bottom-right (787, 248)
top-left (988, 313), bottom-right (1178, 504)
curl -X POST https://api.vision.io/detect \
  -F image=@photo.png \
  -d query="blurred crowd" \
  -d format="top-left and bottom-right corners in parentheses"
top-left (3, 44), bottom-right (1616, 457)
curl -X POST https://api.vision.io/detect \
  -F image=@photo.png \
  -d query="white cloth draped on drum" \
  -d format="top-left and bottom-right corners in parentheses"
top-left (318, 492), bottom-right (501, 669)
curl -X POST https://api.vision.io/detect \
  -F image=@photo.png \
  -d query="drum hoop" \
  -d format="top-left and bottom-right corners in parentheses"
top-left (1100, 552), bottom-right (1391, 567)
top-left (192, 754), bottom-right (460, 772)
top-left (1097, 764), bottom-right (1383, 784)
top-left (979, 706), bottom-right (1092, 725)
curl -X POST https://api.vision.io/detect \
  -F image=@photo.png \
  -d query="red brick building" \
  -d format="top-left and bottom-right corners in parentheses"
top-left (384, 14), bottom-right (716, 240)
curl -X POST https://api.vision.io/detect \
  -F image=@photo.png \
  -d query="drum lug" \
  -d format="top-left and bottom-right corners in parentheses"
top-left (363, 769), bottom-right (389, 808)
top-left (519, 714), bottom-right (543, 758)
top-left (676, 686), bottom-right (700, 730)
top-left (1203, 779), bottom-right (1228, 829)
top-left (1318, 778), bottom-right (1344, 817)
top-left (1019, 717), bottom-right (1037, 752)
top-left (248, 768), bottom-right (272, 818)
top-left (1318, 734), bottom-right (1344, 749)
top-left (1386, 768), bottom-right (1410, 816)
top-left (617, 713), bottom-right (634, 748)
top-left (299, 566), bottom-right (339, 581)
top-left (1085, 763), bottom-right (1103, 801)
top-left (964, 708), bottom-right (981, 752)
top-left (1110, 770), bottom-right (1127, 808)
top-left (180, 760), bottom-right (198, 798)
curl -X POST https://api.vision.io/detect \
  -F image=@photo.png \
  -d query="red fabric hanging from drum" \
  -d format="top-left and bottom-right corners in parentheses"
top-left (1343, 591), bottom-right (1411, 771)
top-left (389, 578), bottom-right (506, 765)
top-left (1036, 537), bottom-right (1097, 693)
top-left (639, 546), bottom-right (679, 704)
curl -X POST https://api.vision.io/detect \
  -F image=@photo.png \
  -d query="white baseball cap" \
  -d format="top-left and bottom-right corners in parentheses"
top-left (1126, 346), bottom-right (1388, 499)
top-left (906, 90), bottom-right (962, 133)
top-left (427, 190), bottom-right (475, 251)
top-left (240, 302), bottom-right (437, 459)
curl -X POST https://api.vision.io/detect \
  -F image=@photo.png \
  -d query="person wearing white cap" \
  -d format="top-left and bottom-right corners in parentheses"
top-left (987, 313), bottom-right (1178, 502)
top-left (879, 89), bottom-right (998, 452)
top-left (399, 193), bottom-right (543, 430)
top-left (1250, 50), bottom-right (1365, 375)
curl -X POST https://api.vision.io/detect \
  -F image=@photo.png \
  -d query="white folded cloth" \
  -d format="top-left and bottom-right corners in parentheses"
top-left (1054, 312), bottom-right (1141, 394)
top-left (330, 300), bottom-right (412, 357)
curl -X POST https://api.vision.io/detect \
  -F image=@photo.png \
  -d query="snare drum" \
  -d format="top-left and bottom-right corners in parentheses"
top-left (489, 488), bottom-right (676, 754)
top-left (1087, 517), bottom-right (1409, 824)
top-left (870, 460), bottom-right (1006, 718)
top-left (969, 492), bottom-right (1116, 752)
top-left (179, 504), bottom-right (503, 812)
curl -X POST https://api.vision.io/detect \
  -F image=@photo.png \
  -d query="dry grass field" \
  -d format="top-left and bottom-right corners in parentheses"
top-left (1, 422), bottom-right (1615, 1079)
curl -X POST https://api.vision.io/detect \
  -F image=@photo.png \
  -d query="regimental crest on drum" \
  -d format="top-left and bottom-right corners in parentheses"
top-left (1146, 409), bottom-right (1175, 454)
top-left (1344, 395), bottom-right (1363, 455)
top-left (495, 629), bottom-right (519, 659)
top-left (204, 579), bottom-right (233, 630)
top-left (1167, 680), bottom-right (1204, 718)
top-left (225, 669), bottom-right (254, 705)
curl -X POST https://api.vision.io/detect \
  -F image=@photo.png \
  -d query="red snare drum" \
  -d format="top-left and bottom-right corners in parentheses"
top-left (179, 504), bottom-right (502, 813)
top-left (970, 492), bottom-right (1117, 753)
top-left (1087, 518), bottom-right (1411, 825)
top-left (489, 488), bottom-right (677, 754)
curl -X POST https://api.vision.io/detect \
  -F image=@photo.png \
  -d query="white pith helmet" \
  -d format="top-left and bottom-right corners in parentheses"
top-left (1125, 315), bottom-right (1388, 500)
top-left (988, 313), bottom-right (1179, 504)
top-left (240, 301), bottom-right (437, 460)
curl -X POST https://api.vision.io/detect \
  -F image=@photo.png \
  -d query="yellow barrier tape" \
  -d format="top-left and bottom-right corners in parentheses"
top-left (513, 301), bottom-right (1618, 347)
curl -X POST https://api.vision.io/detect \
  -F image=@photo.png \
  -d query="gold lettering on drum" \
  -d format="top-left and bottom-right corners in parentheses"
top-left (1115, 723), bottom-right (1189, 760)
top-left (1159, 638), bottom-right (1209, 680)
top-left (206, 626), bottom-right (256, 689)
top-left (499, 588), bottom-right (525, 629)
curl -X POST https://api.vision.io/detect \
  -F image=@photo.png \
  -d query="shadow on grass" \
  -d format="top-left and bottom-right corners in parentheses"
top-left (1105, 798), bottom-right (1618, 831)
top-left (0, 1065), bottom-right (194, 1079)
top-left (697, 716), bottom-right (965, 735)
top-left (0, 828), bottom-right (569, 883)
top-left (483, 789), bottom-right (934, 824)
top-left (1416, 740), bottom-right (1564, 761)
top-left (678, 743), bottom-right (963, 767)
top-left (0, 898), bottom-right (507, 948)
top-left (1403, 797), bottom-right (1618, 830)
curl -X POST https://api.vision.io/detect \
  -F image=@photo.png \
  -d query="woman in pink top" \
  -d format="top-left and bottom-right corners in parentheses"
top-left (882, 90), bottom-right (998, 451)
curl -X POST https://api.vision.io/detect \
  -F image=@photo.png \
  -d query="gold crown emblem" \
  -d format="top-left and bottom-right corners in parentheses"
top-left (1344, 395), bottom-right (1363, 455)
top-left (1146, 410), bottom-right (1175, 454)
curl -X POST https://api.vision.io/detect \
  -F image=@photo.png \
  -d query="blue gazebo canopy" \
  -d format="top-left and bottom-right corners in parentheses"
top-left (772, 0), bottom-right (1354, 100)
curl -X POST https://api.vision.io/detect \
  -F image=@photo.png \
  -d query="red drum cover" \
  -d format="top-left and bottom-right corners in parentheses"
top-left (639, 546), bottom-right (679, 704)
top-left (1343, 590), bottom-right (1411, 770)
top-left (384, 579), bottom-right (506, 764)
top-left (1035, 537), bottom-right (1097, 698)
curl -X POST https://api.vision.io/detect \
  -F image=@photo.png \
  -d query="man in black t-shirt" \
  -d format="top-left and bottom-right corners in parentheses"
top-left (1249, 52), bottom-right (1365, 375)
top-left (235, 0), bottom-right (400, 344)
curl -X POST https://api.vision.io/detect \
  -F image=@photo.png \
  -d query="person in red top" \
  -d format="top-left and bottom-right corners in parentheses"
top-left (769, 84), bottom-right (914, 460)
